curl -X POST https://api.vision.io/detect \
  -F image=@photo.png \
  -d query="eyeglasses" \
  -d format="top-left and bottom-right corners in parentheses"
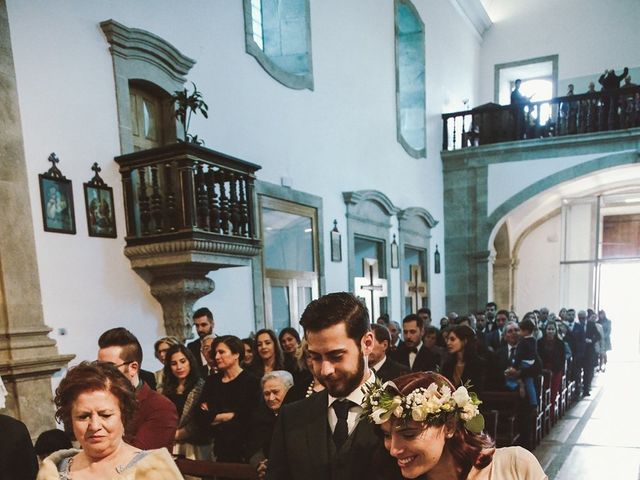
top-left (109, 361), bottom-right (134, 370)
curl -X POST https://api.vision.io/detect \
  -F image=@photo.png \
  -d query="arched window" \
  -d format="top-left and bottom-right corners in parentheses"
top-left (243, 0), bottom-right (314, 90)
top-left (395, 0), bottom-right (426, 158)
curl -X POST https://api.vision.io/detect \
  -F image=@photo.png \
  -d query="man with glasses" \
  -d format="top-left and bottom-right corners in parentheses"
top-left (97, 327), bottom-right (178, 450)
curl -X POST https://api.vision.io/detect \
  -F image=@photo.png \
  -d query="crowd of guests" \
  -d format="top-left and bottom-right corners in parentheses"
top-left (1, 302), bottom-right (612, 479)
top-left (374, 304), bottom-right (612, 450)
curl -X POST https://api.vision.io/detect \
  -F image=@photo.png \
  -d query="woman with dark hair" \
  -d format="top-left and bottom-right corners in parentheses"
top-left (198, 335), bottom-right (260, 463)
top-left (160, 344), bottom-right (209, 462)
top-left (250, 329), bottom-right (285, 377)
top-left (241, 337), bottom-right (255, 368)
top-left (37, 361), bottom-right (182, 479)
top-left (278, 327), bottom-right (301, 374)
top-left (442, 325), bottom-right (486, 392)
top-left (362, 372), bottom-right (547, 479)
top-left (537, 321), bottom-right (565, 417)
top-left (153, 335), bottom-right (182, 391)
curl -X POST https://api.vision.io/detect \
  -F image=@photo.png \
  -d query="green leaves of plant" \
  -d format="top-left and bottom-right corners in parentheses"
top-left (171, 82), bottom-right (209, 145)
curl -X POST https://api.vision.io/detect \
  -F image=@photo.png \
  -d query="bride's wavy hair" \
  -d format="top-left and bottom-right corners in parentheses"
top-left (385, 372), bottom-right (495, 479)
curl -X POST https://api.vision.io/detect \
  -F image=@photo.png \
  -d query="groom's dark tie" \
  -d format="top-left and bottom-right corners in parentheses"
top-left (333, 400), bottom-right (353, 448)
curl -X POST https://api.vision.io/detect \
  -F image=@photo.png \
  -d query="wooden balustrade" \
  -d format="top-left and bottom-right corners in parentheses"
top-left (442, 85), bottom-right (640, 151)
top-left (115, 143), bottom-right (261, 246)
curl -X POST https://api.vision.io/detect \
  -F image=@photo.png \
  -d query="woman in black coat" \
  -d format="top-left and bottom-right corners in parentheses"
top-left (442, 324), bottom-right (486, 393)
top-left (198, 335), bottom-right (260, 463)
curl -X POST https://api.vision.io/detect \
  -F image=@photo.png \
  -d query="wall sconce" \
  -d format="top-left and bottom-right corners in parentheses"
top-left (391, 234), bottom-right (399, 269)
top-left (330, 219), bottom-right (342, 262)
top-left (434, 245), bottom-right (441, 274)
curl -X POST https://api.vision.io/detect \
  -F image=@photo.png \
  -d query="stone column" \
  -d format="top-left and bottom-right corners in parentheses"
top-left (0, 0), bottom-right (74, 436)
top-left (149, 273), bottom-right (215, 341)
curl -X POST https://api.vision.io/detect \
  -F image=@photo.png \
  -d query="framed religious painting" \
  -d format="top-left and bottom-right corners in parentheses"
top-left (83, 162), bottom-right (117, 238)
top-left (38, 153), bottom-right (76, 234)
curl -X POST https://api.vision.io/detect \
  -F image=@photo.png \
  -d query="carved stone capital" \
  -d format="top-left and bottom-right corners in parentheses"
top-left (149, 275), bottom-right (215, 340)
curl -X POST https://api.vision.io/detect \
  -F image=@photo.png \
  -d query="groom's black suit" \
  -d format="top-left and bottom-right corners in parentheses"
top-left (266, 389), bottom-right (386, 480)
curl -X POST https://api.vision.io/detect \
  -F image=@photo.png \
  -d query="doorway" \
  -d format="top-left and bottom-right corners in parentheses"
top-left (597, 261), bottom-right (640, 361)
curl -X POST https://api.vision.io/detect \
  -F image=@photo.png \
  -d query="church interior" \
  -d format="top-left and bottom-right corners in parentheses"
top-left (1, 0), bottom-right (639, 478)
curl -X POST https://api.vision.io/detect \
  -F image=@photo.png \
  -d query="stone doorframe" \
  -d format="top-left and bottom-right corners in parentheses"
top-left (442, 129), bottom-right (640, 314)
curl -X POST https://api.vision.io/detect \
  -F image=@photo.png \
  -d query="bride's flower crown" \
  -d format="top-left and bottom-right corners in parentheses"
top-left (361, 378), bottom-right (485, 434)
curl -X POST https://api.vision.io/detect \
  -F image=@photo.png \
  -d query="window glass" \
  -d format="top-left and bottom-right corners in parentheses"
top-left (260, 196), bottom-right (319, 331)
top-left (263, 208), bottom-right (313, 271)
top-left (395, 0), bottom-right (426, 157)
top-left (271, 285), bottom-right (291, 333)
top-left (243, 0), bottom-right (313, 90)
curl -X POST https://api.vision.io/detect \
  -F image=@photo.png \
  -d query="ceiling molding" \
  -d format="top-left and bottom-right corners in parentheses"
top-left (450, 0), bottom-right (493, 38)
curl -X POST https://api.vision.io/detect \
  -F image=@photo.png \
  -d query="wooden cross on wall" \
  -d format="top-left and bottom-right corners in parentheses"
top-left (354, 257), bottom-right (388, 320)
top-left (404, 264), bottom-right (427, 313)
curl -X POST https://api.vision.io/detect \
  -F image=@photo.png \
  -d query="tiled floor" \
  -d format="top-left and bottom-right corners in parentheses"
top-left (534, 359), bottom-right (640, 480)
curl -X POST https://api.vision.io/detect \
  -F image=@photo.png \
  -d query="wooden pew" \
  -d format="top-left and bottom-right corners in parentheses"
top-left (175, 458), bottom-right (259, 479)
top-left (480, 391), bottom-right (521, 447)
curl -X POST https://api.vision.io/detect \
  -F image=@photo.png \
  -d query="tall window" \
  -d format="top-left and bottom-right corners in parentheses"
top-left (260, 196), bottom-right (319, 332)
top-left (395, 0), bottom-right (426, 158)
top-left (243, 0), bottom-right (313, 90)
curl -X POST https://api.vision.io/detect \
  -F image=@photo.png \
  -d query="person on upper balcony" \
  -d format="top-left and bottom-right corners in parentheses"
top-left (510, 79), bottom-right (532, 105)
top-left (598, 67), bottom-right (629, 90)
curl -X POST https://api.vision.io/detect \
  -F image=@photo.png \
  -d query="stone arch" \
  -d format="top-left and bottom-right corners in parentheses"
top-left (482, 151), bottom-right (638, 313)
top-left (491, 222), bottom-right (511, 310)
top-left (343, 190), bottom-right (400, 219)
top-left (485, 151), bottom-right (638, 250)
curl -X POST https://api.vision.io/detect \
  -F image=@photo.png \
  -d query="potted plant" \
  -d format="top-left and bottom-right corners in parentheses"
top-left (171, 82), bottom-right (209, 145)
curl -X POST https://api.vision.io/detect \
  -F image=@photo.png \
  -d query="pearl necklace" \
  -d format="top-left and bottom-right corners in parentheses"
top-left (306, 380), bottom-right (315, 398)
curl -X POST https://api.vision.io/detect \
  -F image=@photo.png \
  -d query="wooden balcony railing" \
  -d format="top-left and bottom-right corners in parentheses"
top-left (115, 143), bottom-right (261, 247)
top-left (442, 86), bottom-right (640, 151)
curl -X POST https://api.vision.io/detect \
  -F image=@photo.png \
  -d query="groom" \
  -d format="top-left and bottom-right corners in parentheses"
top-left (266, 292), bottom-right (387, 480)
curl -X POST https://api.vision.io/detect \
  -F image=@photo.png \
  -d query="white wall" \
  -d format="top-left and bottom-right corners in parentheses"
top-left (6, 0), bottom-right (482, 369)
top-left (479, 0), bottom-right (640, 104)
top-left (514, 213), bottom-right (561, 314)
top-left (487, 152), bottom-right (603, 216)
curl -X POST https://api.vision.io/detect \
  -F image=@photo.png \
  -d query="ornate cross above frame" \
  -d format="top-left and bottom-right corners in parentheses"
top-left (404, 264), bottom-right (427, 313)
top-left (354, 257), bottom-right (388, 320)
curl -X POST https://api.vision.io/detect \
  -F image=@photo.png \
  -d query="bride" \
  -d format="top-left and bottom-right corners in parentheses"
top-left (362, 372), bottom-right (547, 480)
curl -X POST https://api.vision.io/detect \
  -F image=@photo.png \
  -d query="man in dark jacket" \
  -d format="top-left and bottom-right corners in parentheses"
top-left (0, 414), bottom-right (38, 480)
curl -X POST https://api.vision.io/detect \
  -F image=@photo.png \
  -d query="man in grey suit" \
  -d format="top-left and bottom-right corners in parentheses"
top-left (267, 292), bottom-right (390, 480)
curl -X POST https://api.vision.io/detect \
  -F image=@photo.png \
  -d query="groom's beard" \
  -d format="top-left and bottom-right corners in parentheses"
top-left (318, 352), bottom-right (366, 398)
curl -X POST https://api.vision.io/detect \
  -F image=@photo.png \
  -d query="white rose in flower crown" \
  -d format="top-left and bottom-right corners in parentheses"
top-left (440, 385), bottom-right (452, 403)
top-left (460, 402), bottom-right (479, 421)
top-left (452, 386), bottom-right (471, 406)
top-left (412, 404), bottom-right (429, 422)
